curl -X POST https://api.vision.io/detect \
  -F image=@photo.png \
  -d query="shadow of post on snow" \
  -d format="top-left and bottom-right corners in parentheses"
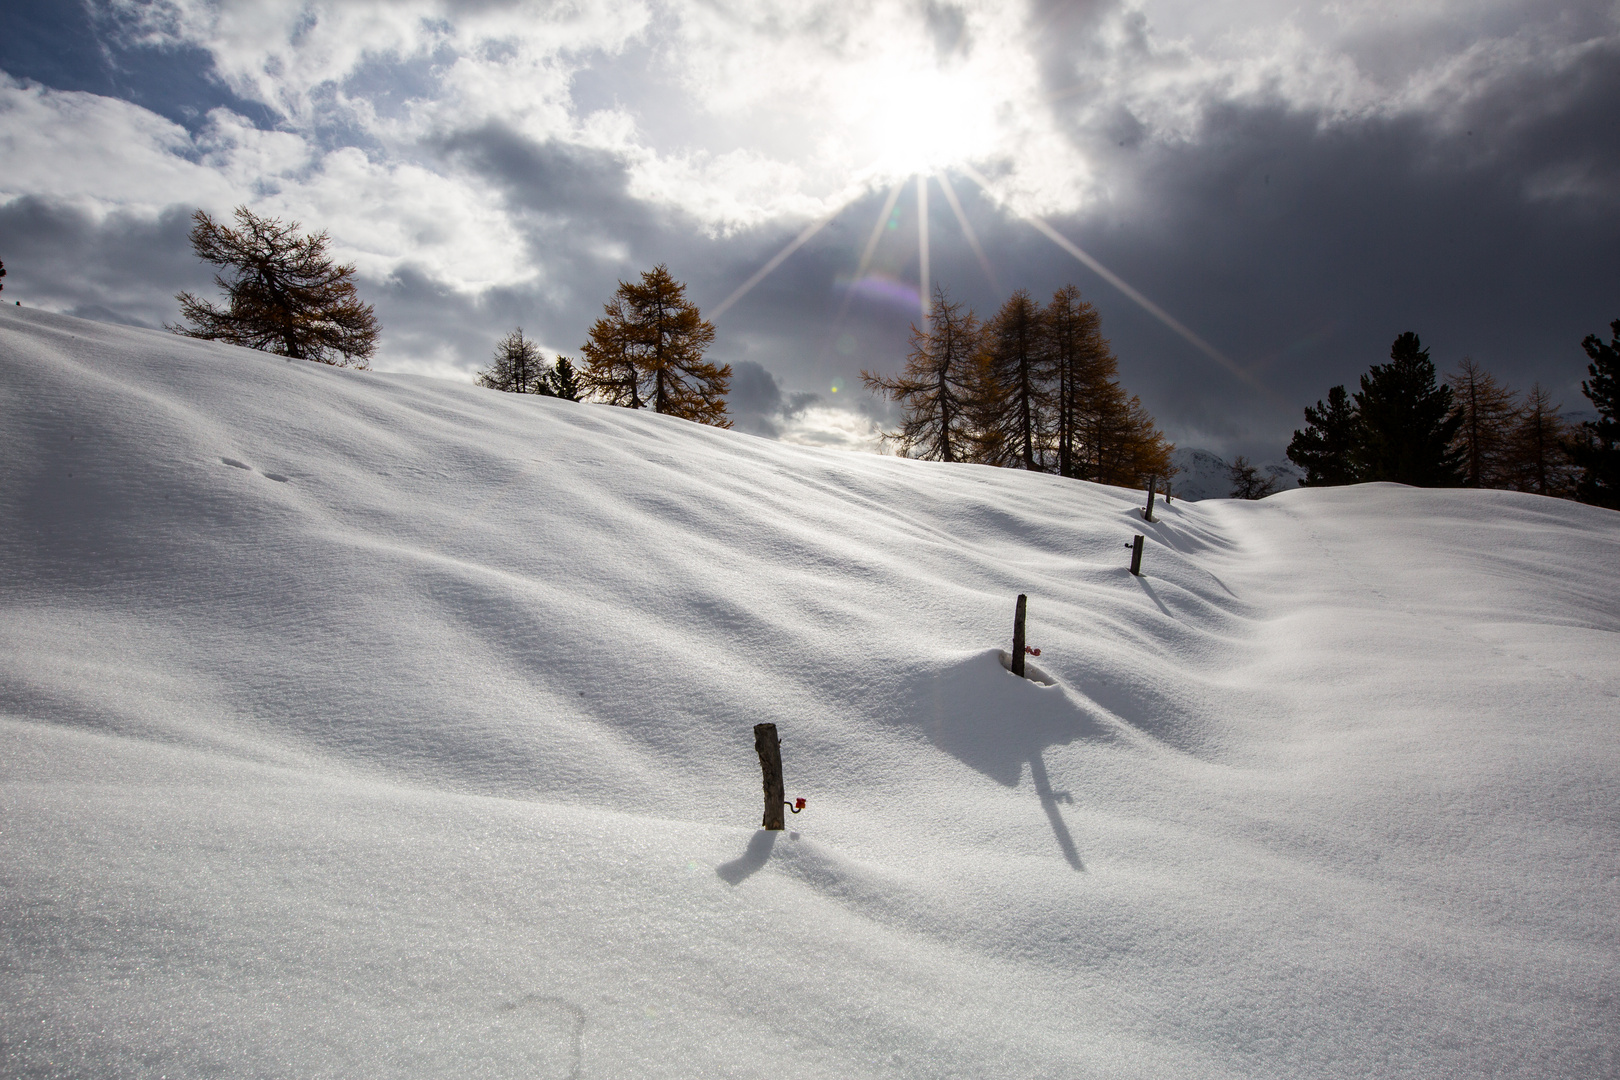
top-left (1027, 748), bottom-right (1083, 870)
top-left (901, 650), bottom-right (1107, 872)
top-left (717, 829), bottom-right (778, 885)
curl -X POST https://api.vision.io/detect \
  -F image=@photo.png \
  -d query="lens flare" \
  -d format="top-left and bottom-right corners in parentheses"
top-left (837, 273), bottom-right (922, 312)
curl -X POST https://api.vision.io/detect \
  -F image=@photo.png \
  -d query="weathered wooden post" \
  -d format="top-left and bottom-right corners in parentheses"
top-left (754, 723), bottom-right (785, 830)
top-left (1129, 534), bottom-right (1144, 575)
top-left (1012, 593), bottom-right (1028, 678)
top-left (1143, 476), bottom-right (1157, 522)
top-left (1164, 479), bottom-right (1173, 505)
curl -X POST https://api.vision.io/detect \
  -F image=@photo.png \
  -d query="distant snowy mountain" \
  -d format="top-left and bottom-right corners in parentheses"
top-left (2, 306), bottom-right (1617, 1079)
top-left (1170, 446), bottom-right (1304, 500)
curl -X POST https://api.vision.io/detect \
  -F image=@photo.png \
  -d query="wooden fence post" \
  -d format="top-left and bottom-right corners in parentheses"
top-left (754, 723), bottom-right (785, 830)
top-left (1129, 534), bottom-right (1144, 575)
top-left (1165, 479), bottom-right (1173, 505)
top-left (1012, 594), bottom-right (1028, 678)
top-left (1143, 476), bottom-right (1157, 522)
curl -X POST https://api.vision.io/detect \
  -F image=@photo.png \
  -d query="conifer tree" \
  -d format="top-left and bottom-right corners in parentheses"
top-left (1569, 319), bottom-right (1620, 508)
top-left (1039, 285), bottom-right (1169, 485)
top-left (1228, 456), bottom-right (1280, 499)
top-left (1509, 383), bottom-right (1575, 497)
top-left (978, 290), bottom-right (1050, 470)
top-left (0, 258), bottom-right (7, 293)
top-left (1044, 285), bottom-right (1109, 479)
top-left (477, 328), bottom-right (550, 394)
top-left (1353, 332), bottom-right (1464, 486)
top-left (580, 265), bottom-right (729, 426)
top-left (1447, 357), bottom-right (1519, 487)
top-left (548, 355), bottom-right (583, 401)
top-left (862, 285), bottom-right (981, 461)
top-left (1287, 385), bottom-right (1362, 485)
top-left (1090, 393), bottom-right (1174, 487)
top-left (170, 206), bottom-right (378, 367)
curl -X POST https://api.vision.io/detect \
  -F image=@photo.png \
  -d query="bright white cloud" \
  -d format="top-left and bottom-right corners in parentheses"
top-left (0, 77), bottom-right (235, 212)
top-left (0, 78), bottom-right (527, 293)
top-left (6, 0), bottom-right (1613, 395)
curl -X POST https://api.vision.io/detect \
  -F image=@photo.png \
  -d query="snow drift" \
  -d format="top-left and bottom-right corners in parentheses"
top-left (2, 306), bottom-right (1616, 1079)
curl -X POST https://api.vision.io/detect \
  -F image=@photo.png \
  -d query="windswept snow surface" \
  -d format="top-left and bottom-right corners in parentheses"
top-left (2, 306), bottom-right (1617, 1079)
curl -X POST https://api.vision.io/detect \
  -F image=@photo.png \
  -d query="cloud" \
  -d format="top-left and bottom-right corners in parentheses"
top-left (1, 0), bottom-right (1616, 461)
top-left (726, 359), bottom-right (819, 440)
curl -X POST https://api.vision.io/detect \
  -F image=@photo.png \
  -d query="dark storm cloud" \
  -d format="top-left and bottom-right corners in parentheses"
top-left (433, 124), bottom-right (647, 222)
top-left (1036, 42), bottom-right (1620, 457)
top-left (726, 360), bottom-right (819, 438)
top-left (0, 197), bottom-right (208, 326)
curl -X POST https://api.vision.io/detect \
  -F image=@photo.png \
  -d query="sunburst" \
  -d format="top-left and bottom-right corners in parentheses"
top-left (708, 163), bottom-right (1267, 401)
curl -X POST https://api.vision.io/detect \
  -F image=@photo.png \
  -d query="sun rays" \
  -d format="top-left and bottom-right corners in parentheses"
top-left (708, 161), bottom-right (1267, 402)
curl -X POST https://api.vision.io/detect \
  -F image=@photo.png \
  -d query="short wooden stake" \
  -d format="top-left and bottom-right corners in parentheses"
top-left (1012, 593), bottom-right (1028, 678)
top-left (754, 723), bottom-right (785, 830)
top-left (1143, 476), bottom-right (1157, 522)
top-left (1165, 480), bottom-right (1173, 505)
top-left (1129, 534), bottom-right (1144, 575)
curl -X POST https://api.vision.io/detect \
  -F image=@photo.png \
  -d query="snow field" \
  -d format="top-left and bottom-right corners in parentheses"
top-left (2, 306), bottom-right (1617, 1078)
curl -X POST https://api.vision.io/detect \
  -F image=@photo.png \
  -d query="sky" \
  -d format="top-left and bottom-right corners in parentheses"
top-left (2, 0), bottom-right (1617, 458)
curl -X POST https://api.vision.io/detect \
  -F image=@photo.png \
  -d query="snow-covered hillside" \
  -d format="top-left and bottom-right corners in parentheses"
top-left (2, 306), bottom-right (1616, 1079)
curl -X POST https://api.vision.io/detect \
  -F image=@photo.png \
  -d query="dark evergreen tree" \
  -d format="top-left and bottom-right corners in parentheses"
top-left (0, 258), bottom-right (7, 292)
top-left (548, 355), bottom-right (583, 401)
top-left (1228, 456), bottom-right (1279, 499)
top-left (1352, 333), bottom-right (1464, 486)
top-left (1286, 385), bottom-right (1362, 485)
top-left (477, 328), bottom-right (550, 394)
top-left (862, 285), bottom-right (980, 461)
top-left (170, 206), bottom-right (378, 367)
top-left (1569, 319), bottom-right (1620, 508)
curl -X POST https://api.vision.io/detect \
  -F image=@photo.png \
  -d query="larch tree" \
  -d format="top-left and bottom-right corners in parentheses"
top-left (1287, 385), bottom-right (1363, 485)
top-left (580, 265), bottom-right (729, 426)
top-left (1568, 319), bottom-right (1620, 508)
top-left (1091, 393), bottom-right (1174, 488)
top-left (1044, 285), bottom-right (1109, 480)
top-left (477, 328), bottom-right (551, 394)
top-left (170, 206), bottom-right (379, 367)
top-left (862, 285), bottom-right (981, 462)
top-left (978, 289), bottom-right (1050, 470)
top-left (1353, 332), bottom-right (1464, 486)
top-left (1510, 383), bottom-right (1575, 497)
top-left (1228, 456), bottom-right (1280, 499)
top-left (1447, 357), bottom-right (1520, 487)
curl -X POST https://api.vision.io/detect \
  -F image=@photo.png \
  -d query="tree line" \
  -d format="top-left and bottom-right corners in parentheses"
top-left (862, 283), bottom-right (1173, 486)
top-left (477, 264), bottom-right (734, 424)
top-left (1287, 328), bottom-right (1620, 508)
top-left (164, 209), bottom-right (737, 424)
top-left (159, 206), bottom-right (1616, 510)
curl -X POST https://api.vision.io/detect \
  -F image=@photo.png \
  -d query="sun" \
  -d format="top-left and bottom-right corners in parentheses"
top-left (838, 64), bottom-right (1000, 182)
